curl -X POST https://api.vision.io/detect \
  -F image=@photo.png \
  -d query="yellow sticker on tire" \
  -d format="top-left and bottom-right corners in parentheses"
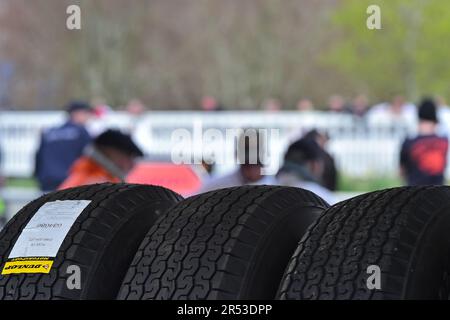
top-left (2, 257), bottom-right (54, 275)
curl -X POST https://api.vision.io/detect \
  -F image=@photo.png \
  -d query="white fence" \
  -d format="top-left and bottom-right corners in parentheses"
top-left (0, 111), bottom-right (417, 178)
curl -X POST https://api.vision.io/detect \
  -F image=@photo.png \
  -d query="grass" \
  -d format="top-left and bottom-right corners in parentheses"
top-left (338, 175), bottom-right (403, 192)
top-left (5, 178), bottom-right (39, 189)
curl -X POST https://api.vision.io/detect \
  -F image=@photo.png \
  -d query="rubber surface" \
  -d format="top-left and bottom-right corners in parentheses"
top-left (0, 183), bottom-right (182, 300)
top-left (118, 185), bottom-right (329, 300)
top-left (278, 186), bottom-right (450, 300)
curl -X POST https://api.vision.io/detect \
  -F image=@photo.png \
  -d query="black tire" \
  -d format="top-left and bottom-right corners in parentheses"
top-left (0, 183), bottom-right (182, 300)
top-left (277, 186), bottom-right (450, 300)
top-left (118, 185), bottom-right (329, 300)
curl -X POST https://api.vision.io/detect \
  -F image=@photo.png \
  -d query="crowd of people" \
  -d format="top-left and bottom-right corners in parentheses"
top-left (32, 95), bottom-right (450, 206)
top-left (258, 94), bottom-right (442, 119)
top-left (203, 94), bottom-right (450, 135)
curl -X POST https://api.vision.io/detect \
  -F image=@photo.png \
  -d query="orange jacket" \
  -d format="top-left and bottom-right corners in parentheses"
top-left (58, 156), bottom-right (121, 190)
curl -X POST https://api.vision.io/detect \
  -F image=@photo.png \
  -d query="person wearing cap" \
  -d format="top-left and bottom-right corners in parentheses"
top-left (400, 98), bottom-right (449, 186)
top-left (59, 129), bottom-right (143, 189)
top-left (276, 137), bottom-right (335, 204)
top-left (34, 100), bottom-right (93, 191)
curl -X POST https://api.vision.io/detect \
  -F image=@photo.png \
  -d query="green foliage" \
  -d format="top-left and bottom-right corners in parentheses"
top-left (326, 0), bottom-right (450, 102)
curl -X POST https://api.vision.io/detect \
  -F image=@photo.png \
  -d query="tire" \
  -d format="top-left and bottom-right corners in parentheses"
top-left (277, 186), bottom-right (450, 300)
top-left (0, 183), bottom-right (182, 300)
top-left (118, 185), bottom-right (329, 300)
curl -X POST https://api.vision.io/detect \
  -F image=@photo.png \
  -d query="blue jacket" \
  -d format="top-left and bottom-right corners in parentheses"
top-left (35, 121), bottom-right (92, 191)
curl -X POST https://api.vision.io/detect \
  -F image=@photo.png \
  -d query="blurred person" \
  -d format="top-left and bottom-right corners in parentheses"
top-left (263, 99), bottom-right (282, 112)
top-left (59, 129), bottom-right (143, 189)
top-left (126, 99), bottom-right (146, 115)
top-left (296, 98), bottom-right (314, 112)
top-left (87, 97), bottom-right (114, 136)
top-left (91, 97), bottom-right (112, 118)
top-left (368, 95), bottom-right (416, 125)
top-left (201, 96), bottom-right (222, 112)
top-left (327, 95), bottom-right (348, 113)
top-left (400, 98), bottom-right (448, 186)
top-left (276, 137), bottom-right (335, 204)
top-left (303, 129), bottom-right (338, 191)
top-left (125, 98), bottom-right (147, 132)
top-left (351, 94), bottom-right (370, 118)
top-left (200, 130), bottom-right (273, 192)
top-left (390, 95), bottom-right (414, 116)
top-left (34, 100), bottom-right (93, 191)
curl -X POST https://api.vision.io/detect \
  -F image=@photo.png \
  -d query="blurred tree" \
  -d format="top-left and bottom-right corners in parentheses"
top-left (325, 0), bottom-right (450, 102)
top-left (0, 0), bottom-right (344, 109)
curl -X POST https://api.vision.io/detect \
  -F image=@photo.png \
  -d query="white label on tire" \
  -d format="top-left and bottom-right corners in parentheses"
top-left (8, 200), bottom-right (91, 258)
